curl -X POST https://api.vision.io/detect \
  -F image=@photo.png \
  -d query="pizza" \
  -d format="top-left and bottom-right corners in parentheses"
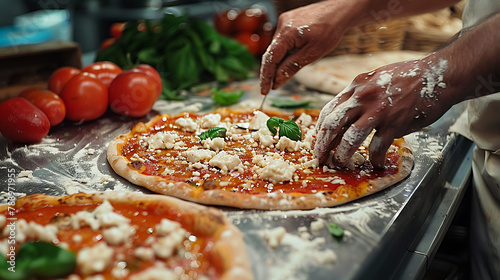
top-left (107, 108), bottom-right (413, 210)
top-left (293, 51), bottom-right (424, 95)
top-left (0, 191), bottom-right (251, 279)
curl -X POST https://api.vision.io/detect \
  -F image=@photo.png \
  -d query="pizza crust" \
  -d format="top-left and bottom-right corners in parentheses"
top-left (2, 192), bottom-right (252, 280)
top-left (107, 109), bottom-right (414, 210)
top-left (293, 51), bottom-right (425, 95)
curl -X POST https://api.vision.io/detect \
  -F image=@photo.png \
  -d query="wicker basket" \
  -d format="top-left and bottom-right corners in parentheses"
top-left (402, 7), bottom-right (463, 52)
top-left (272, 0), bottom-right (407, 56)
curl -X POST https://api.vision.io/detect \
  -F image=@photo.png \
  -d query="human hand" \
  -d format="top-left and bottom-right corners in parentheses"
top-left (313, 55), bottom-right (456, 169)
top-left (260, 0), bottom-right (360, 95)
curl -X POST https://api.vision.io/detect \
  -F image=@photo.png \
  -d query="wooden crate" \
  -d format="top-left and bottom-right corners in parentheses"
top-left (0, 41), bottom-right (81, 101)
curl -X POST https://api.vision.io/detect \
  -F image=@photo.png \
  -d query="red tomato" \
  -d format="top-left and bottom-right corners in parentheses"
top-left (135, 64), bottom-right (162, 99)
top-left (100, 37), bottom-right (116, 50)
top-left (20, 88), bottom-right (66, 126)
top-left (0, 97), bottom-right (50, 143)
top-left (82, 61), bottom-right (123, 88)
top-left (110, 22), bottom-right (126, 38)
top-left (60, 72), bottom-right (109, 121)
top-left (236, 7), bottom-right (268, 33)
top-left (108, 70), bottom-right (158, 117)
top-left (48, 66), bottom-right (81, 95)
top-left (235, 32), bottom-right (261, 56)
top-left (213, 9), bottom-right (239, 36)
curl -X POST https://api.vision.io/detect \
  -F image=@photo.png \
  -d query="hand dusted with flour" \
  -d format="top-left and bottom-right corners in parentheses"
top-left (313, 55), bottom-right (452, 169)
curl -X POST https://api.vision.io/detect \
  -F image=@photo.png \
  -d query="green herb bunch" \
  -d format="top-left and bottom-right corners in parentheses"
top-left (95, 13), bottom-right (257, 100)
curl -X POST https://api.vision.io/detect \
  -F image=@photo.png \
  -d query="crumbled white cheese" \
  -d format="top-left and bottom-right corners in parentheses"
top-left (262, 226), bottom-right (287, 248)
top-left (77, 242), bottom-right (114, 275)
top-left (175, 117), bottom-right (198, 132)
top-left (248, 111), bottom-right (270, 130)
top-left (103, 223), bottom-right (135, 245)
top-left (155, 219), bottom-right (182, 237)
top-left (134, 246), bottom-right (155, 261)
top-left (310, 219), bottom-right (324, 232)
top-left (199, 113), bottom-right (221, 129)
top-left (182, 148), bottom-right (215, 163)
top-left (208, 151), bottom-right (242, 173)
top-left (313, 249), bottom-right (338, 264)
top-left (296, 113), bottom-right (312, 127)
top-left (276, 137), bottom-right (299, 152)
top-left (346, 152), bottom-right (365, 170)
top-left (18, 170), bottom-right (33, 179)
top-left (202, 137), bottom-right (225, 152)
top-left (258, 159), bottom-right (296, 183)
top-left (146, 132), bottom-right (180, 150)
top-left (252, 128), bottom-right (276, 147)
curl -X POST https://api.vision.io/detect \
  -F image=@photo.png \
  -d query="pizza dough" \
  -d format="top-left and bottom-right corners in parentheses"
top-left (107, 109), bottom-right (414, 210)
top-left (293, 51), bottom-right (425, 95)
top-left (0, 191), bottom-right (252, 279)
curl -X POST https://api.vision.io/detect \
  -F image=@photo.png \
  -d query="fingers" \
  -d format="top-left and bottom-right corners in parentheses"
top-left (313, 96), bottom-right (361, 164)
top-left (331, 121), bottom-right (374, 167)
top-left (368, 130), bottom-right (395, 169)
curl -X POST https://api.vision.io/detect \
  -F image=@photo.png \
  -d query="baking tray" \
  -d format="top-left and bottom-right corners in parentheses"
top-left (0, 79), bottom-right (471, 279)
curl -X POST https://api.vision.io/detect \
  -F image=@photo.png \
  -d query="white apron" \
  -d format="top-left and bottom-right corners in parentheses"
top-left (450, 0), bottom-right (500, 278)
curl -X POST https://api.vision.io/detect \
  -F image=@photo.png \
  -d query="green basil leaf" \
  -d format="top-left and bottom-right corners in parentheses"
top-left (279, 120), bottom-right (302, 141)
top-left (211, 88), bottom-right (245, 106)
top-left (270, 98), bottom-right (313, 109)
top-left (328, 223), bottom-right (344, 240)
top-left (198, 127), bottom-right (227, 140)
top-left (14, 241), bottom-right (76, 279)
top-left (266, 117), bottom-right (285, 135)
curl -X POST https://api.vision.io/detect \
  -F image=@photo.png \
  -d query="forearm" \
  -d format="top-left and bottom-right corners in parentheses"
top-left (436, 12), bottom-right (500, 105)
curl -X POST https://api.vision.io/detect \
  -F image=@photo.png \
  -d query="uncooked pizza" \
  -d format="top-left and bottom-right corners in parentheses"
top-left (107, 108), bottom-right (413, 210)
top-left (0, 192), bottom-right (251, 279)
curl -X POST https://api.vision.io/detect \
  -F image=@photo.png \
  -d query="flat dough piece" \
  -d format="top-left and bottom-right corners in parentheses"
top-left (107, 109), bottom-right (414, 210)
top-left (0, 191), bottom-right (252, 279)
top-left (293, 51), bottom-right (425, 95)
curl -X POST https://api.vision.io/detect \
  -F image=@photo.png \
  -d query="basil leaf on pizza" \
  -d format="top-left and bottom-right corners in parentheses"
top-left (279, 120), bottom-right (302, 141)
top-left (198, 126), bottom-right (227, 140)
top-left (266, 116), bottom-right (284, 135)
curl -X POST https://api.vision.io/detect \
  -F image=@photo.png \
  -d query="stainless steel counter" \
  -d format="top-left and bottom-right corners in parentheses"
top-left (0, 79), bottom-right (472, 279)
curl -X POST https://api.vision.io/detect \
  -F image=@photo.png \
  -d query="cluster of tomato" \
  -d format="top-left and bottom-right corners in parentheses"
top-left (0, 61), bottom-right (162, 143)
top-left (213, 5), bottom-right (274, 56)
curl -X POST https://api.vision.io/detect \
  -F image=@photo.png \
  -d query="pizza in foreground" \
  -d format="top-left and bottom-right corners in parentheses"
top-left (107, 108), bottom-right (413, 210)
top-left (0, 192), bottom-right (251, 280)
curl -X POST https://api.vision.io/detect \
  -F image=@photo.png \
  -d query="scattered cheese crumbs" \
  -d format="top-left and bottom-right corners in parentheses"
top-left (276, 137), bottom-right (299, 152)
top-left (202, 137), bottom-right (225, 152)
top-left (248, 111), bottom-right (270, 130)
top-left (310, 219), bottom-right (325, 232)
top-left (199, 113), bottom-right (222, 129)
top-left (175, 117), bottom-right (198, 132)
top-left (18, 170), bottom-right (33, 179)
top-left (262, 226), bottom-right (287, 248)
top-left (296, 113), bottom-right (312, 127)
top-left (258, 159), bottom-right (296, 183)
top-left (146, 132), bottom-right (180, 150)
top-left (77, 242), bottom-right (114, 275)
top-left (208, 151), bottom-right (242, 173)
top-left (313, 249), bottom-right (338, 264)
top-left (134, 247), bottom-right (155, 261)
top-left (182, 149), bottom-right (215, 163)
